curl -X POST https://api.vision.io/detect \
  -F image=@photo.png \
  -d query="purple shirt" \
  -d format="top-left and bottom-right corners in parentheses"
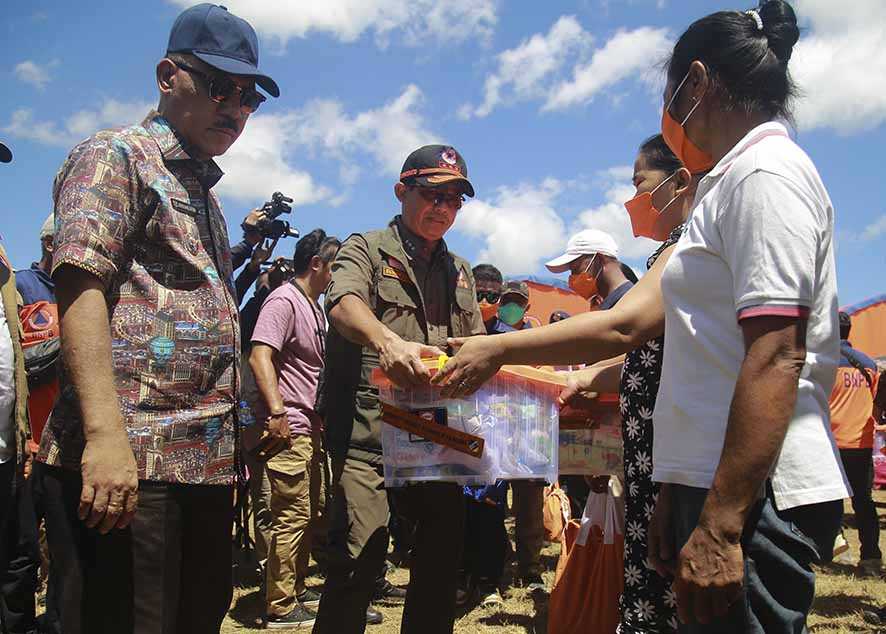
top-left (251, 283), bottom-right (324, 436)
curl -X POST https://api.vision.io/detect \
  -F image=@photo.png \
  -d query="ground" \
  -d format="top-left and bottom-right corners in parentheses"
top-left (222, 493), bottom-right (886, 633)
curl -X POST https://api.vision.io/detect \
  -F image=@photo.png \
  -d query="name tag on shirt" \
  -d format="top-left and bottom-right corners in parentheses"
top-left (171, 198), bottom-right (199, 217)
top-left (382, 265), bottom-right (411, 284)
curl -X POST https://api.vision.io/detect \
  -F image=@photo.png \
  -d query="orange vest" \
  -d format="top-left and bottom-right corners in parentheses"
top-left (830, 343), bottom-right (879, 449)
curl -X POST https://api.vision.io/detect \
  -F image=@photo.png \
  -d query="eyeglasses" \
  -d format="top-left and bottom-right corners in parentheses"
top-left (413, 187), bottom-right (465, 210)
top-left (175, 62), bottom-right (266, 113)
top-left (476, 291), bottom-right (501, 304)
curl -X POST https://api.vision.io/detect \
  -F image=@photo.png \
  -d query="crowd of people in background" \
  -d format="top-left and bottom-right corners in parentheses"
top-left (0, 1), bottom-right (884, 634)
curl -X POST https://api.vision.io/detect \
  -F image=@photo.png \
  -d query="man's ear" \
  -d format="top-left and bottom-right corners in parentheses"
top-left (157, 58), bottom-right (177, 96)
top-left (394, 182), bottom-right (408, 202)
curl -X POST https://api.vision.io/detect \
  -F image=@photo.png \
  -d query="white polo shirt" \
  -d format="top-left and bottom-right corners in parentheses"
top-left (653, 121), bottom-right (849, 510)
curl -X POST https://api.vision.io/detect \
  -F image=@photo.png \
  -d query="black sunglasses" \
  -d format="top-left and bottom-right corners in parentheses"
top-left (175, 62), bottom-right (266, 113)
top-left (476, 291), bottom-right (501, 304)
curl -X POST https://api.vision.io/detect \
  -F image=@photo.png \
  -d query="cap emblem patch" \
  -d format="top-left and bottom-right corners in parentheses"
top-left (440, 147), bottom-right (458, 167)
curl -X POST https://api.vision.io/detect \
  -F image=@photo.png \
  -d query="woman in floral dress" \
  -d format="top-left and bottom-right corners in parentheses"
top-left (616, 135), bottom-right (697, 632)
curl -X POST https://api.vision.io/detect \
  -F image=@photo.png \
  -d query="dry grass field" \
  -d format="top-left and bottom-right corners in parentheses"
top-left (222, 494), bottom-right (886, 633)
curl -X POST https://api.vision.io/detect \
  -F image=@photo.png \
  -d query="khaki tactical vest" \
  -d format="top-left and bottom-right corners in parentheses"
top-left (323, 220), bottom-right (483, 465)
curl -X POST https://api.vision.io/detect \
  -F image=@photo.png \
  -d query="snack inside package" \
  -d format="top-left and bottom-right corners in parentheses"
top-left (372, 358), bottom-right (562, 487)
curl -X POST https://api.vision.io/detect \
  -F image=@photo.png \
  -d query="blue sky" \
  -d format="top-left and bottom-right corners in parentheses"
top-left (2, 0), bottom-right (884, 306)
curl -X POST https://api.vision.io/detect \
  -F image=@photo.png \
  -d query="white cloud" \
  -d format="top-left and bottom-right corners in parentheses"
top-left (454, 179), bottom-right (567, 276)
top-left (461, 20), bottom-right (670, 118)
top-left (213, 112), bottom-right (331, 206)
top-left (167, 0), bottom-right (497, 48)
top-left (544, 27), bottom-right (672, 111)
top-left (859, 214), bottom-right (886, 241)
top-left (14, 60), bottom-right (55, 90)
top-left (460, 16), bottom-right (593, 119)
top-left (3, 99), bottom-right (153, 147)
top-left (575, 166), bottom-right (658, 260)
top-left (290, 84), bottom-right (439, 175)
top-left (791, 0), bottom-right (886, 134)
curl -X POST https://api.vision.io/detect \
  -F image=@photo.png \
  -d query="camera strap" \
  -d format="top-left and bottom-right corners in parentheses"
top-left (290, 278), bottom-right (325, 359)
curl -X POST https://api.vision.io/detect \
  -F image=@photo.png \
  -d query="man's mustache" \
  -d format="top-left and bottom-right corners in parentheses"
top-left (213, 117), bottom-right (238, 132)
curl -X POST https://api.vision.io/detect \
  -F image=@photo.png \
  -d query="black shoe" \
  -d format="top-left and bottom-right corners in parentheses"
top-left (522, 573), bottom-right (546, 592)
top-left (265, 605), bottom-right (316, 630)
top-left (374, 578), bottom-right (407, 603)
top-left (296, 587), bottom-right (322, 609)
top-left (366, 606), bottom-right (384, 625)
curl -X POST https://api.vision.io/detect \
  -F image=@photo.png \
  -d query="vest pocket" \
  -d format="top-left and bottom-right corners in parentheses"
top-left (452, 286), bottom-right (477, 337)
top-left (376, 278), bottom-right (421, 340)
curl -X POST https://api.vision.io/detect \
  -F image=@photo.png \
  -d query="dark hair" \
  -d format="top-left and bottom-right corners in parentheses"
top-left (293, 229), bottom-right (341, 275)
top-left (620, 262), bottom-right (640, 284)
top-left (472, 263), bottom-right (503, 285)
top-left (839, 311), bottom-right (851, 340)
top-left (638, 134), bottom-right (683, 174)
top-left (667, 1), bottom-right (800, 121)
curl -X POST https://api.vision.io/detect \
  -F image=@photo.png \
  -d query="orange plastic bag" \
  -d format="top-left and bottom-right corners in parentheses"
top-left (543, 482), bottom-right (571, 543)
top-left (548, 481), bottom-right (624, 634)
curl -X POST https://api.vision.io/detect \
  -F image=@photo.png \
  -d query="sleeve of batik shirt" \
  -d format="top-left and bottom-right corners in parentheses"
top-left (324, 234), bottom-right (374, 313)
top-left (51, 134), bottom-right (141, 290)
top-left (717, 169), bottom-right (823, 323)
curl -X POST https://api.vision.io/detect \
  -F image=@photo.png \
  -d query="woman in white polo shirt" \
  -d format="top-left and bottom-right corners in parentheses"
top-left (648, 1), bottom-right (847, 631)
top-left (436, 2), bottom-right (846, 631)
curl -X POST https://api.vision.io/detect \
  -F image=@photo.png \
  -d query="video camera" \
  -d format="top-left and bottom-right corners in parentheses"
top-left (247, 192), bottom-right (300, 241)
top-left (262, 258), bottom-right (295, 289)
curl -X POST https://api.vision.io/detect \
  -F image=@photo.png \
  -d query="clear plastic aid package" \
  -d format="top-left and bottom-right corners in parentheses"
top-left (373, 361), bottom-right (561, 487)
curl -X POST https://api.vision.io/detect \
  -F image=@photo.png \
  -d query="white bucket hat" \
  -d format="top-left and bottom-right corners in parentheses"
top-left (545, 229), bottom-right (619, 273)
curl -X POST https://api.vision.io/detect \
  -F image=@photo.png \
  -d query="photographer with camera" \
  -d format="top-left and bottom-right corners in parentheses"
top-left (235, 192), bottom-right (298, 304)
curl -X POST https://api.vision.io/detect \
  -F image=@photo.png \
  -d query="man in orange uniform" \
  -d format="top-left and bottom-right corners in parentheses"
top-left (830, 311), bottom-right (883, 574)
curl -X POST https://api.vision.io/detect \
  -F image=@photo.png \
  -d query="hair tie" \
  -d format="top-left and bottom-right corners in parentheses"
top-left (745, 9), bottom-right (764, 31)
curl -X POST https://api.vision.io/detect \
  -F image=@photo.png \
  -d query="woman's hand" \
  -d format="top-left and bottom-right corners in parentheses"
top-left (559, 372), bottom-right (601, 410)
top-left (431, 335), bottom-right (505, 398)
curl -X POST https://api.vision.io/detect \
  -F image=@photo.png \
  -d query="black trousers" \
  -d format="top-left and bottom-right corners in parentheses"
top-left (34, 463), bottom-right (234, 634)
top-left (462, 499), bottom-right (507, 584)
top-left (0, 459), bottom-right (15, 634)
top-left (840, 447), bottom-right (882, 560)
top-left (1, 470), bottom-right (41, 634)
top-left (315, 457), bottom-right (465, 634)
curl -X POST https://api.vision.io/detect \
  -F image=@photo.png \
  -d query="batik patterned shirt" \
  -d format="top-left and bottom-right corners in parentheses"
top-left (37, 111), bottom-right (240, 485)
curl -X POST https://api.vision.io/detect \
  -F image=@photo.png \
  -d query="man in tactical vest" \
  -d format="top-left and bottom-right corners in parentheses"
top-left (315, 145), bottom-right (485, 633)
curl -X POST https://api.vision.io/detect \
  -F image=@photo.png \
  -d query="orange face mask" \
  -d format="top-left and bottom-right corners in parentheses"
top-left (568, 255), bottom-right (600, 301)
top-left (479, 301), bottom-right (498, 323)
top-left (624, 172), bottom-right (680, 240)
top-left (661, 70), bottom-right (714, 174)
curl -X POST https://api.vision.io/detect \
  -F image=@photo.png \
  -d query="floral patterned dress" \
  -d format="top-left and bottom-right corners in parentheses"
top-left (617, 226), bottom-right (683, 633)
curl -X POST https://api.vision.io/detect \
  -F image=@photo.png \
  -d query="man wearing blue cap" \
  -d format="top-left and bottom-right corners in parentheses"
top-left (31, 5), bottom-right (278, 633)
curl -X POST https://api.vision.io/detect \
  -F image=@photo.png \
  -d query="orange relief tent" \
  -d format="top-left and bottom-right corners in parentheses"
top-left (519, 277), bottom-right (590, 328)
top-left (843, 295), bottom-right (886, 361)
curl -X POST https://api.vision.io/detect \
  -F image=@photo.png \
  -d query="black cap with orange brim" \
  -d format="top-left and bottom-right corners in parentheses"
top-left (399, 144), bottom-right (474, 197)
top-left (0, 142), bottom-right (11, 163)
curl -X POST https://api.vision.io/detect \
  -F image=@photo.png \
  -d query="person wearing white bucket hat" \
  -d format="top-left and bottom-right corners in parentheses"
top-left (545, 229), bottom-right (633, 309)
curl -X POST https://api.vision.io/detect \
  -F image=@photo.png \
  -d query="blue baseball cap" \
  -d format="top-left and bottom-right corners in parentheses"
top-left (167, 3), bottom-right (279, 98)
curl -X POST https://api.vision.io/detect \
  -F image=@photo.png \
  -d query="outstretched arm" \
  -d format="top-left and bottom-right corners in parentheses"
top-left (434, 245), bottom-right (675, 397)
